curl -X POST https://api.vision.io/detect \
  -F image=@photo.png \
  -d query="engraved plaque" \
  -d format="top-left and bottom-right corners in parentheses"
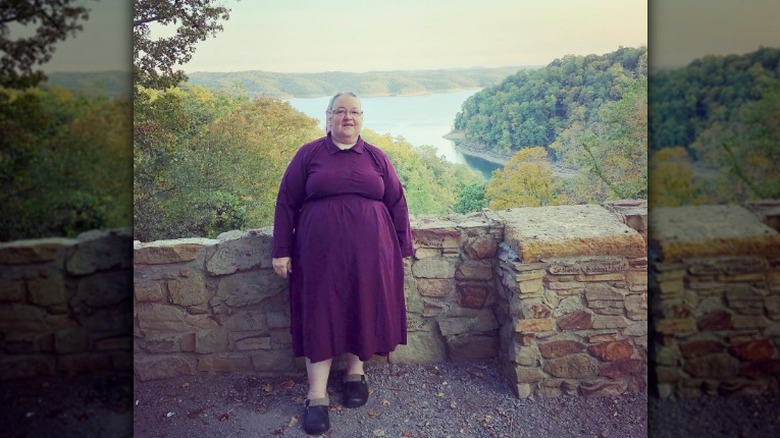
top-left (548, 264), bottom-right (581, 275)
top-left (582, 259), bottom-right (627, 274)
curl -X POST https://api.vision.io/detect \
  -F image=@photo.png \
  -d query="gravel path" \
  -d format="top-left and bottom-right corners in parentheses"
top-left (133, 359), bottom-right (647, 438)
top-left (4, 359), bottom-right (780, 437)
top-left (0, 373), bottom-right (133, 438)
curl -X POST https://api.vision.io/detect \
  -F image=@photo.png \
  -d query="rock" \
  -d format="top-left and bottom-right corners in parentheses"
top-left (679, 340), bottom-right (723, 358)
top-left (54, 329), bottom-right (89, 354)
top-left (67, 230), bottom-right (132, 275)
top-left (599, 359), bottom-right (643, 379)
top-left (697, 309), bottom-right (733, 330)
top-left (74, 271), bottom-right (132, 308)
top-left (389, 331), bottom-right (446, 364)
top-left (251, 350), bottom-right (299, 372)
top-left (28, 274), bottom-right (68, 307)
top-left (447, 334), bottom-right (498, 361)
top-left (411, 225), bottom-right (461, 249)
top-left (206, 230), bottom-right (272, 275)
top-left (216, 270), bottom-right (284, 307)
top-left (683, 354), bottom-right (739, 378)
top-left (0, 238), bottom-right (72, 264)
top-left (135, 282), bottom-right (165, 302)
top-left (0, 304), bottom-right (48, 332)
top-left (728, 339), bottom-right (775, 362)
top-left (195, 329), bottom-right (229, 354)
top-left (134, 355), bottom-right (196, 381)
top-left (134, 238), bottom-right (211, 265)
top-left (718, 380), bottom-right (769, 396)
top-left (457, 284), bottom-right (490, 309)
top-left (543, 354), bottom-right (599, 379)
top-left (655, 318), bottom-right (695, 334)
top-left (455, 260), bottom-right (494, 281)
top-left (464, 236), bottom-right (498, 259)
top-left (588, 340), bottom-right (634, 361)
top-left (417, 279), bottom-right (452, 298)
top-left (556, 311), bottom-right (592, 331)
top-left (738, 359), bottom-right (780, 378)
top-left (57, 353), bottom-right (112, 374)
top-left (135, 303), bottom-right (191, 332)
top-left (411, 258), bottom-right (457, 279)
top-left (578, 380), bottom-right (628, 396)
top-left (538, 340), bottom-right (585, 359)
top-left (168, 269), bottom-right (209, 306)
top-left (514, 318), bottom-right (553, 333)
top-left (591, 315), bottom-right (629, 330)
top-left (511, 366), bottom-right (544, 383)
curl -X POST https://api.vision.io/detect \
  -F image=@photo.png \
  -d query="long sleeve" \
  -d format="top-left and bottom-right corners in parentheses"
top-left (271, 147), bottom-right (308, 258)
top-left (380, 152), bottom-right (414, 258)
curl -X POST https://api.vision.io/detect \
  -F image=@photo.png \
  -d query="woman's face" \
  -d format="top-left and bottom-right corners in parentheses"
top-left (329, 95), bottom-right (363, 143)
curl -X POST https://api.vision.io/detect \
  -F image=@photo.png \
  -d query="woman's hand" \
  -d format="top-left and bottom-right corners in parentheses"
top-left (272, 257), bottom-right (292, 279)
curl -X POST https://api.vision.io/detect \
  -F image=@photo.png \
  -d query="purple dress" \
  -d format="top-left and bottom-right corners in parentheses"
top-left (272, 134), bottom-right (414, 362)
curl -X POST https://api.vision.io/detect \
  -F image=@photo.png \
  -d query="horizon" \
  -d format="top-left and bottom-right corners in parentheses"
top-left (37, 1), bottom-right (780, 76)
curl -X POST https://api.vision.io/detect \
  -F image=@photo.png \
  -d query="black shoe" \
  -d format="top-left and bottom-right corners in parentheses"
top-left (302, 399), bottom-right (330, 435)
top-left (342, 375), bottom-right (368, 408)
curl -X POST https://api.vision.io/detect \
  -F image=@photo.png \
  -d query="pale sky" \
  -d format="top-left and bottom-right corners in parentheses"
top-left (180, 0), bottom-right (648, 73)
top-left (44, 0), bottom-right (648, 73)
top-left (42, 0), bottom-right (131, 73)
top-left (38, 1), bottom-right (780, 74)
top-left (650, 0), bottom-right (780, 69)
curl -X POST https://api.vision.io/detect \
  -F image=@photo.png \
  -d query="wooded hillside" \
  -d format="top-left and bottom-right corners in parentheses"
top-left (454, 46), bottom-right (647, 157)
top-left (649, 47), bottom-right (780, 205)
top-left (185, 67), bottom-right (527, 98)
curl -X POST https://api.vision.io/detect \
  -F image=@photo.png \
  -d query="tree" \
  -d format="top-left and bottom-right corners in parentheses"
top-left (0, 0), bottom-right (93, 88)
top-left (133, 0), bottom-right (234, 89)
top-left (1, 85), bottom-right (131, 240)
top-left (550, 77), bottom-right (647, 202)
top-left (453, 183), bottom-right (487, 214)
top-left (485, 146), bottom-right (562, 209)
top-left (648, 147), bottom-right (697, 207)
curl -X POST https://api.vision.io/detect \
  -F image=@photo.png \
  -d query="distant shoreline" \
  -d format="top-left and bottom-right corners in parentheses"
top-left (283, 87), bottom-right (481, 100)
top-left (445, 130), bottom-right (510, 165)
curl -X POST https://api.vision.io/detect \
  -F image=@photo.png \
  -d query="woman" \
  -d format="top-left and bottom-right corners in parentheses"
top-left (271, 91), bottom-right (413, 435)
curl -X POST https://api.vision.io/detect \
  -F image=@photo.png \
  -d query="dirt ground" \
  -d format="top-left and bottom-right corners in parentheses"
top-left (2, 359), bottom-right (779, 437)
top-left (130, 358), bottom-right (647, 438)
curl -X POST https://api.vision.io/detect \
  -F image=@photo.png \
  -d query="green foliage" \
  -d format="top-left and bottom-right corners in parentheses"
top-left (0, 0), bottom-right (93, 88)
top-left (649, 47), bottom-right (780, 152)
top-left (48, 71), bottom-right (133, 98)
top-left (454, 46), bottom-right (647, 156)
top-left (453, 183), bottom-right (488, 214)
top-left (133, 85), bottom-right (323, 241)
top-left (185, 67), bottom-right (524, 98)
top-left (133, 85), bottom-right (483, 241)
top-left (0, 85), bottom-right (132, 241)
top-left (485, 147), bottom-right (567, 209)
top-left (133, 0), bottom-right (233, 89)
top-left (650, 47), bottom-right (780, 205)
top-left (360, 131), bottom-right (483, 216)
top-left (550, 77), bottom-right (647, 202)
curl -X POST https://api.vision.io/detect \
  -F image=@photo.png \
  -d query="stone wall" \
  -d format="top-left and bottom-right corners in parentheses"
top-left (132, 211), bottom-right (508, 381)
top-left (649, 202), bottom-right (780, 398)
top-left (133, 202), bottom-right (649, 400)
top-left (495, 205), bottom-right (648, 398)
top-left (0, 230), bottom-right (133, 380)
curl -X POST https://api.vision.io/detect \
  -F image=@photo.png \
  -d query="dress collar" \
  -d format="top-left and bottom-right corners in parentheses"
top-left (326, 133), bottom-right (364, 154)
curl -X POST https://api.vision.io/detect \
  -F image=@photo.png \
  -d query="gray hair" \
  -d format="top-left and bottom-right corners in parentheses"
top-left (326, 91), bottom-right (360, 113)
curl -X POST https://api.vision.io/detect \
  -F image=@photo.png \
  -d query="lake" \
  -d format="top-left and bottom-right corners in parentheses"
top-left (288, 90), bottom-right (502, 180)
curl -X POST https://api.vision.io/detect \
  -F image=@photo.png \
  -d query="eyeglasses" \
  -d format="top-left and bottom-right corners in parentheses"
top-left (329, 108), bottom-right (363, 118)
